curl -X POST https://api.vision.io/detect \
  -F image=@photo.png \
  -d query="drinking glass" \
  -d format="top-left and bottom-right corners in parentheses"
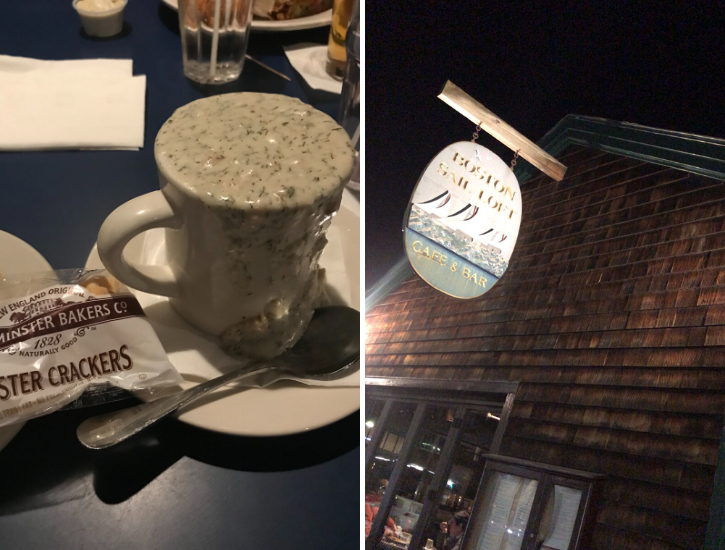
top-left (338, 0), bottom-right (360, 189)
top-left (325, 0), bottom-right (353, 79)
top-left (178, 0), bottom-right (253, 84)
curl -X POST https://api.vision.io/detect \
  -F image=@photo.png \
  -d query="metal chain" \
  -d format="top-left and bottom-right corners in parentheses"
top-left (471, 126), bottom-right (519, 170)
top-left (471, 122), bottom-right (482, 143)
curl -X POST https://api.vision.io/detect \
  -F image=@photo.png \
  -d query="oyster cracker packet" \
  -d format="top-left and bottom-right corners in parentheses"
top-left (0, 269), bottom-right (184, 428)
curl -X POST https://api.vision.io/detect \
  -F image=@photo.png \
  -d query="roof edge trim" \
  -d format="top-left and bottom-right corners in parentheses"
top-left (515, 114), bottom-right (725, 183)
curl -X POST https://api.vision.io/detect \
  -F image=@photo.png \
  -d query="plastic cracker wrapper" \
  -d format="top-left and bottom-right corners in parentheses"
top-left (0, 269), bottom-right (184, 428)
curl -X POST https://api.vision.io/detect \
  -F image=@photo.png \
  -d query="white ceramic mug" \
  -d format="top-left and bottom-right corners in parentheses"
top-left (97, 93), bottom-right (354, 357)
top-left (97, 169), bottom-right (346, 349)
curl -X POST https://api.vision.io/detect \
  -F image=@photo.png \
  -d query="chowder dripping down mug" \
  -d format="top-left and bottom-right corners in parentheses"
top-left (97, 93), bottom-right (355, 358)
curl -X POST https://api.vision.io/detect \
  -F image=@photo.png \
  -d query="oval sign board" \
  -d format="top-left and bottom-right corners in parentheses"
top-left (404, 142), bottom-right (522, 299)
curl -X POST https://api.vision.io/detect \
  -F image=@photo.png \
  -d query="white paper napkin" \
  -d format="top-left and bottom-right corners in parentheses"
top-left (0, 55), bottom-right (145, 151)
top-left (283, 43), bottom-right (343, 94)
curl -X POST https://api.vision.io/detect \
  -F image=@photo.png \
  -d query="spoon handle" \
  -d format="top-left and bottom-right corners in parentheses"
top-left (76, 360), bottom-right (270, 449)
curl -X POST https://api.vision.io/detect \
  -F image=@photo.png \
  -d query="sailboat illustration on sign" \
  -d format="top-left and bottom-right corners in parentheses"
top-left (405, 142), bottom-right (522, 298)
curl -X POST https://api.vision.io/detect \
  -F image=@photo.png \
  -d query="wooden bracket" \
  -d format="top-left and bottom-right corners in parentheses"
top-left (438, 81), bottom-right (567, 181)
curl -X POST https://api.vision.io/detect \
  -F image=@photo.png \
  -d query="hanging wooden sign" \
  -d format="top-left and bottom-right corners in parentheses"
top-left (438, 81), bottom-right (567, 182)
top-left (404, 141), bottom-right (522, 299)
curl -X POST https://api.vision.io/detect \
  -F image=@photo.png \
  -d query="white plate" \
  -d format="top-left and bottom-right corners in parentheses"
top-left (0, 230), bottom-right (54, 452)
top-left (86, 190), bottom-right (360, 437)
top-left (162, 0), bottom-right (332, 31)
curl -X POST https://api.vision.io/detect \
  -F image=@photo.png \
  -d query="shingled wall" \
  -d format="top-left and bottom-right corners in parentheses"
top-left (364, 144), bottom-right (725, 550)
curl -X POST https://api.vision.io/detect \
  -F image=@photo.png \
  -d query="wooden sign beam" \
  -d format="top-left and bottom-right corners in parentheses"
top-left (438, 81), bottom-right (567, 181)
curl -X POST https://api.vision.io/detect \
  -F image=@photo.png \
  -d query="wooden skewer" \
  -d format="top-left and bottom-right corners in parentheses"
top-left (245, 55), bottom-right (291, 82)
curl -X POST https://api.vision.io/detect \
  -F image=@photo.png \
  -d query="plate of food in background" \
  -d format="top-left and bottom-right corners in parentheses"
top-left (162, 0), bottom-right (332, 31)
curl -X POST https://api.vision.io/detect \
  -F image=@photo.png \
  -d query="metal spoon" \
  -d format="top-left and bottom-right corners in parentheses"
top-left (76, 306), bottom-right (359, 449)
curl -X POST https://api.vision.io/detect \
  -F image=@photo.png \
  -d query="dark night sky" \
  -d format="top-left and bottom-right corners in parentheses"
top-left (365, 2), bottom-right (725, 288)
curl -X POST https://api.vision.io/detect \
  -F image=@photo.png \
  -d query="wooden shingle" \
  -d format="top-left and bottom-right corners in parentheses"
top-left (365, 143), bottom-right (725, 550)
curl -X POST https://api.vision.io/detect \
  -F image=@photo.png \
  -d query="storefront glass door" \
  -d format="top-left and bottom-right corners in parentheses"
top-left (378, 405), bottom-right (450, 545)
top-left (422, 410), bottom-right (498, 549)
top-left (365, 379), bottom-right (514, 550)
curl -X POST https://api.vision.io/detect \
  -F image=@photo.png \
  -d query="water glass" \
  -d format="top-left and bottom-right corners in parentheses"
top-left (178, 0), bottom-right (253, 84)
top-left (338, 0), bottom-right (360, 189)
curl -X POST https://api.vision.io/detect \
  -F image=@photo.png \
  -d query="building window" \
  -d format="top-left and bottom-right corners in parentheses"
top-left (463, 455), bottom-right (605, 550)
top-left (365, 377), bottom-right (518, 550)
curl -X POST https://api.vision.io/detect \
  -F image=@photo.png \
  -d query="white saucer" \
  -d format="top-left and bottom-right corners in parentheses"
top-left (161, 0), bottom-right (332, 32)
top-left (0, 230), bottom-right (54, 451)
top-left (86, 191), bottom-right (360, 437)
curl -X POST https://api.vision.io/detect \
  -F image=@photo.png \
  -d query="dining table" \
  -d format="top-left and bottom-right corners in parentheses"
top-left (0, 1), bottom-right (360, 549)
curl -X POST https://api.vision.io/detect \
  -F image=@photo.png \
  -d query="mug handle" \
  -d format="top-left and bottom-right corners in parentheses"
top-left (97, 191), bottom-right (182, 297)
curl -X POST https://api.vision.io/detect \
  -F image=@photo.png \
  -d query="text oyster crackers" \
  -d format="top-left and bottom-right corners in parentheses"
top-left (155, 93), bottom-right (354, 358)
top-left (0, 272), bottom-right (183, 428)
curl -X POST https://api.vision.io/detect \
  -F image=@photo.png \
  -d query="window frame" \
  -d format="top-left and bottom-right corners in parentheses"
top-left (462, 454), bottom-right (605, 550)
top-left (365, 377), bottom-right (518, 550)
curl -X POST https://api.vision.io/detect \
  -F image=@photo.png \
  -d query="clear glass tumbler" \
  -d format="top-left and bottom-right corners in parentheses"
top-left (178, 0), bottom-right (253, 84)
top-left (338, 0), bottom-right (360, 190)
